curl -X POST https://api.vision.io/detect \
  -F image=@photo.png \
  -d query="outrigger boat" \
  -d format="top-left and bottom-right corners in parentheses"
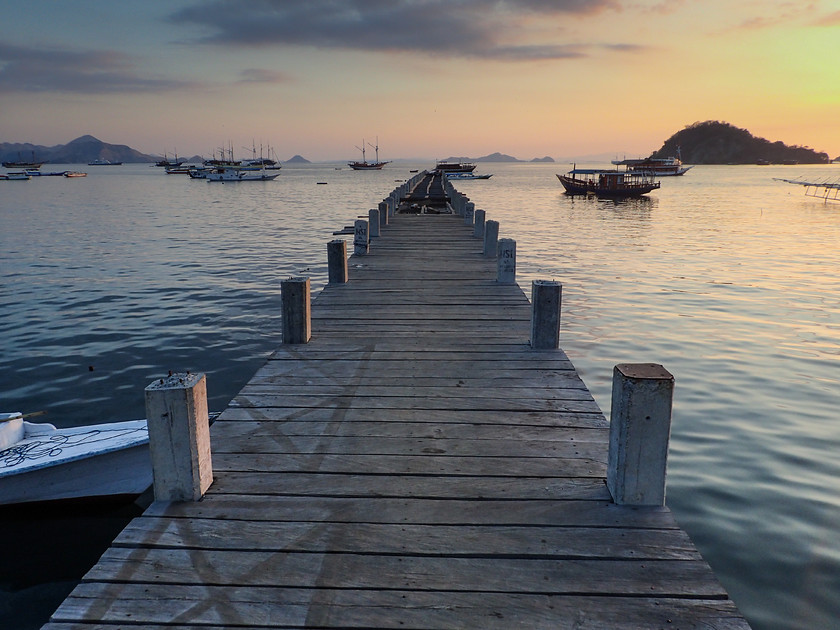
top-left (445, 172), bottom-right (493, 180)
top-left (774, 176), bottom-right (840, 203)
top-left (557, 167), bottom-right (660, 198)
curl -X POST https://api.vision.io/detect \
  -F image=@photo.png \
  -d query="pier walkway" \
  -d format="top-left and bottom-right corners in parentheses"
top-left (46, 177), bottom-right (750, 628)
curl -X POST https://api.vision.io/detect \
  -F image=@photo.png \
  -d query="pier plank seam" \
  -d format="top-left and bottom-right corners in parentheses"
top-left (46, 196), bottom-right (750, 627)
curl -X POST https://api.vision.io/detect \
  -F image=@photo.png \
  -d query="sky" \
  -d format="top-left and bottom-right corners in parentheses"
top-left (1, 0), bottom-right (838, 162)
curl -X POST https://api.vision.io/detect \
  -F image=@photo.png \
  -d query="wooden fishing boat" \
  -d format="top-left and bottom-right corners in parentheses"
top-left (557, 168), bottom-right (660, 197)
top-left (0, 412), bottom-right (151, 505)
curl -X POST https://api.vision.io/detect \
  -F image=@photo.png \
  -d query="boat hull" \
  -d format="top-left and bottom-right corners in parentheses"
top-left (0, 418), bottom-right (152, 506)
top-left (557, 172), bottom-right (659, 197)
top-left (0, 443), bottom-right (152, 505)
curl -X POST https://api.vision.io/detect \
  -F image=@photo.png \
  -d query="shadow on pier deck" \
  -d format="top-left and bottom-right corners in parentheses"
top-left (45, 176), bottom-right (751, 629)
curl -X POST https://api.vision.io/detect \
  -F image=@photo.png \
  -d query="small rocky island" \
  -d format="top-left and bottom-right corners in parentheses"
top-left (652, 121), bottom-right (829, 164)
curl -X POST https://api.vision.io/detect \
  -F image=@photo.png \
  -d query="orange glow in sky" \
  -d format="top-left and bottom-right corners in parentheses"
top-left (1, 1), bottom-right (838, 161)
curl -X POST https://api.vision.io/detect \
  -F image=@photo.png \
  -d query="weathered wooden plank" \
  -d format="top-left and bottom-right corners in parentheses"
top-left (210, 420), bottom-right (606, 442)
top-left (114, 519), bottom-right (701, 560)
top-left (47, 584), bottom-right (752, 630)
top-left (234, 384), bottom-right (595, 401)
top-left (211, 452), bottom-right (606, 476)
top-left (204, 472), bottom-right (612, 499)
top-left (229, 393), bottom-right (602, 413)
top-left (143, 495), bottom-right (674, 528)
top-left (83, 547), bottom-right (729, 597)
top-left (213, 406), bottom-right (608, 429)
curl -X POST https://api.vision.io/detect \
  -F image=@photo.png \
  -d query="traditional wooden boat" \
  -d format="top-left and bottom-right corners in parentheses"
top-left (0, 412), bottom-right (151, 505)
top-left (63, 171), bottom-right (87, 177)
top-left (557, 168), bottom-right (660, 197)
top-left (88, 159), bottom-right (123, 166)
top-left (434, 160), bottom-right (477, 173)
top-left (348, 139), bottom-right (390, 170)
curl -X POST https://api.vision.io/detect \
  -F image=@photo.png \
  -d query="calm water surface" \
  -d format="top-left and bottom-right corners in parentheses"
top-left (1, 162), bottom-right (839, 629)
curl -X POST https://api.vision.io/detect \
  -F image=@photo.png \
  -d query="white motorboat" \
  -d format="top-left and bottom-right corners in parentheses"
top-left (206, 166), bottom-right (280, 181)
top-left (0, 412), bottom-right (151, 505)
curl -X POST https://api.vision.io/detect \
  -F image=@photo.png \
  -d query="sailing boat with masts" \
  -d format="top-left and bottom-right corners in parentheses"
top-left (348, 138), bottom-right (390, 170)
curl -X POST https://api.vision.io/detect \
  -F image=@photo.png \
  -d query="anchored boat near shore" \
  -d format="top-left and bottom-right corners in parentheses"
top-left (0, 412), bottom-right (151, 506)
top-left (557, 167), bottom-right (660, 197)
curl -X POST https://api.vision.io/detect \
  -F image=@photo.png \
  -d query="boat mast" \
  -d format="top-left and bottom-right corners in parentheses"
top-left (368, 137), bottom-right (381, 165)
top-left (355, 140), bottom-right (367, 164)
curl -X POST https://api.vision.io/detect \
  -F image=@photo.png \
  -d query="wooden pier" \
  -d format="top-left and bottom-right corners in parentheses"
top-left (46, 174), bottom-right (750, 628)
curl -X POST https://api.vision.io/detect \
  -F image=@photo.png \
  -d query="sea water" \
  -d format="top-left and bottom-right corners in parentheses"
top-left (1, 162), bottom-right (839, 629)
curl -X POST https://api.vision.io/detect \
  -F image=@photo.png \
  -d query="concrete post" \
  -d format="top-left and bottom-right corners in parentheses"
top-left (145, 372), bottom-right (213, 502)
top-left (530, 280), bottom-right (561, 349)
top-left (497, 238), bottom-right (516, 284)
top-left (354, 219), bottom-right (369, 255)
top-left (607, 364), bottom-right (675, 506)
top-left (327, 239), bottom-right (348, 284)
top-left (473, 209), bottom-right (486, 238)
top-left (464, 202), bottom-right (475, 226)
top-left (281, 276), bottom-right (311, 344)
top-left (483, 220), bottom-right (499, 257)
top-left (369, 209), bottom-right (380, 237)
top-left (379, 201), bottom-right (390, 224)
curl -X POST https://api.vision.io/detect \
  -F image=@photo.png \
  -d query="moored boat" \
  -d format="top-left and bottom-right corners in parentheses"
top-left (88, 159), bottom-right (123, 166)
top-left (434, 160), bottom-right (477, 174)
top-left (0, 412), bottom-right (151, 505)
top-left (557, 168), bottom-right (660, 197)
top-left (63, 171), bottom-right (87, 178)
top-left (348, 138), bottom-right (390, 170)
top-left (206, 166), bottom-right (280, 181)
top-left (611, 155), bottom-right (692, 176)
top-left (445, 172), bottom-right (493, 180)
top-left (1, 172), bottom-right (31, 180)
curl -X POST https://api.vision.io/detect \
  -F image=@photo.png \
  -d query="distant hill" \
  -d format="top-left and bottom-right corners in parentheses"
top-left (652, 121), bottom-right (829, 164)
top-left (443, 152), bottom-right (542, 163)
top-left (0, 135), bottom-right (157, 164)
top-left (285, 154), bottom-right (311, 164)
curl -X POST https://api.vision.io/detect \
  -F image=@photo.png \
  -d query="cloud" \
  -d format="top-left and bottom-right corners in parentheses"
top-left (0, 42), bottom-right (199, 94)
top-left (237, 68), bottom-right (293, 84)
top-left (813, 9), bottom-right (840, 26)
top-left (169, 0), bottom-right (627, 61)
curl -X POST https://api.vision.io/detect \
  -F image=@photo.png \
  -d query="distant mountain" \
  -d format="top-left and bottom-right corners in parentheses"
top-left (652, 121), bottom-right (829, 165)
top-left (443, 152), bottom-right (523, 163)
top-left (285, 154), bottom-right (311, 164)
top-left (0, 135), bottom-right (157, 164)
top-left (531, 156), bottom-right (555, 163)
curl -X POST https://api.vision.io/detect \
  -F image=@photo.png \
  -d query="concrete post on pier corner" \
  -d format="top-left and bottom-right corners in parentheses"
top-left (607, 363), bottom-right (675, 506)
top-left (497, 238), bottom-right (516, 284)
top-left (530, 279), bottom-right (561, 349)
top-left (354, 219), bottom-right (369, 256)
top-left (483, 219), bottom-right (499, 257)
top-left (464, 202), bottom-right (475, 226)
top-left (281, 276), bottom-right (311, 344)
top-left (144, 372), bottom-right (213, 502)
top-left (473, 209), bottom-right (486, 238)
top-left (327, 239), bottom-right (348, 284)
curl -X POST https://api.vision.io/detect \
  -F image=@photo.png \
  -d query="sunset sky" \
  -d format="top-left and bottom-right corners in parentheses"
top-left (1, 0), bottom-right (838, 161)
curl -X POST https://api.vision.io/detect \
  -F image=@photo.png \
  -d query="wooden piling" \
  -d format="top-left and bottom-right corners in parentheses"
top-left (607, 363), bottom-right (675, 506)
top-left (530, 279), bottom-right (561, 349)
top-left (144, 372), bottom-right (213, 502)
top-left (327, 239), bottom-right (348, 284)
top-left (281, 276), bottom-right (311, 344)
